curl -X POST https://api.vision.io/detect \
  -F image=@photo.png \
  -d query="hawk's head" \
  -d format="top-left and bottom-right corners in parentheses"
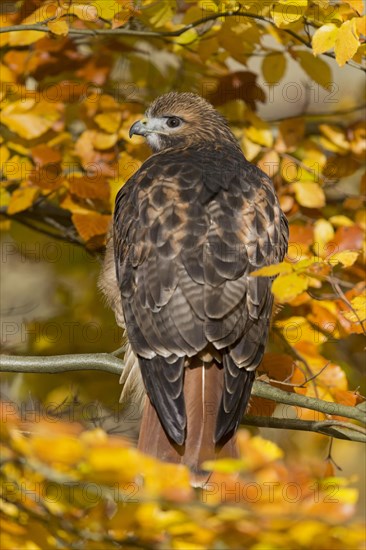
top-left (129, 92), bottom-right (238, 152)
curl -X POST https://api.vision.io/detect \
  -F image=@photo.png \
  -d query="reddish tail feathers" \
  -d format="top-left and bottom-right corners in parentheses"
top-left (137, 362), bottom-right (238, 485)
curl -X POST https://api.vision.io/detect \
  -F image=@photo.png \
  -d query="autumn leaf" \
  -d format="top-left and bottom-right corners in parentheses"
top-left (47, 20), bottom-right (69, 36)
top-left (272, 272), bottom-right (309, 302)
top-left (72, 211), bottom-right (111, 241)
top-left (312, 23), bottom-right (339, 55)
top-left (331, 250), bottom-right (359, 267)
top-left (69, 174), bottom-right (110, 201)
top-left (276, 118), bottom-right (305, 152)
top-left (295, 50), bottom-right (332, 89)
top-left (334, 19), bottom-right (360, 66)
top-left (251, 262), bottom-right (292, 277)
top-left (66, 3), bottom-right (99, 21)
top-left (1, 99), bottom-right (61, 139)
top-left (95, 112), bottom-right (123, 133)
top-left (273, 0), bottom-right (308, 27)
top-left (262, 53), bottom-right (287, 84)
top-left (293, 181), bottom-right (326, 208)
top-left (31, 144), bottom-right (62, 166)
top-left (7, 186), bottom-right (40, 215)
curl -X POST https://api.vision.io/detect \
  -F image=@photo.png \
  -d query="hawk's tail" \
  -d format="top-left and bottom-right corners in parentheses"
top-left (137, 361), bottom-right (238, 486)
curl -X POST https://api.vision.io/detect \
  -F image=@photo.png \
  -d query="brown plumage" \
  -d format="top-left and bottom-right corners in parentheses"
top-left (100, 92), bottom-right (288, 481)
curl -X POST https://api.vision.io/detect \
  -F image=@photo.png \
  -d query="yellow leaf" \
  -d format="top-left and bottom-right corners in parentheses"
top-left (7, 142), bottom-right (29, 156)
top-left (2, 155), bottom-right (33, 181)
top-left (331, 251), bottom-right (359, 267)
top-left (319, 124), bottom-right (349, 153)
top-left (8, 29), bottom-right (44, 46)
top-left (198, 0), bottom-right (219, 12)
top-left (6, 5), bottom-right (57, 46)
top-left (47, 20), bottom-right (69, 36)
top-left (272, 272), bottom-right (309, 302)
top-left (329, 215), bottom-right (354, 227)
top-left (257, 149), bottom-right (280, 177)
top-left (251, 262), bottom-right (292, 277)
top-left (1, 99), bottom-right (60, 139)
top-left (276, 315), bottom-right (326, 343)
top-left (335, 487), bottom-right (359, 505)
top-left (202, 458), bottom-right (244, 473)
top-left (245, 113), bottom-right (273, 147)
top-left (0, 144), bottom-right (10, 164)
top-left (314, 219), bottom-right (334, 248)
top-left (295, 50), bottom-right (332, 89)
top-left (0, 188), bottom-right (10, 209)
top-left (92, 132), bottom-right (118, 150)
top-left (356, 15), bottom-right (366, 35)
top-left (312, 23), bottom-right (339, 55)
top-left (250, 436), bottom-right (284, 461)
top-left (0, 63), bottom-right (15, 83)
top-left (241, 135), bottom-right (262, 161)
top-left (91, 0), bottom-right (125, 20)
top-left (343, 294), bottom-right (366, 323)
top-left (67, 4), bottom-right (98, 21)
top-left (32, 435), bottom-right (84, 465)
top-left (335, 19), bottom-right (360, 66)
top-left (88, 446), bottom-right (141, 480)
top-left (293, 181), bottom-right (326, 208)
top-left (174, 28), bottom-right (198, 45)
top-left (262, 53), bottom-right (287, 84)
top-left (141, 1), bottom-right (176, 28)
top-left (95, 112), bottom-right (122, 133)
top-left (273, 0), bottom-right (308, 28)
top-left (108, 153), bottom-right (142, 209)
top-left (7, 186), bottom-right (39, 215)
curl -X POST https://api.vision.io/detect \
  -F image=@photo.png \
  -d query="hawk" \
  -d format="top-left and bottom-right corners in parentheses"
top-left (100, 92), bottom-right (288, 478)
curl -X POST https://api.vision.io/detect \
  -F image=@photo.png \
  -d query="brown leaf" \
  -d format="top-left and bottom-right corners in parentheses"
top-left (276, 118), bottom-right (305, 153)
top-left (258, 353), bottom-right (295, 384)
top-left (332, 225), bottom-right (364, 253)
top-left (31, 144), bottom-right (62, 166)
top-left (69, 175), bottom-right (110, 201)
top-left (207, 72), bottom-right (265, 111)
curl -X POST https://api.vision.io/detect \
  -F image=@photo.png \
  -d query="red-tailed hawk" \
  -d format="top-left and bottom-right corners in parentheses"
top-left (100, 92), bottom-right (288, 480)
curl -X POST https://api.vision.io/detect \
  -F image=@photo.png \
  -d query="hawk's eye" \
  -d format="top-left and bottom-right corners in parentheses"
top-left (166, 117), bottom-right (182, 128)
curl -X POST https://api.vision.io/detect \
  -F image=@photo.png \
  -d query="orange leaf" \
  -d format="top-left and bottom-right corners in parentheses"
top-left (69, 175), bottom-right (110, 201)
top-left (72, 212), bottom-right (111, 241)
top-left (31, 144), bottom-right (62, 166)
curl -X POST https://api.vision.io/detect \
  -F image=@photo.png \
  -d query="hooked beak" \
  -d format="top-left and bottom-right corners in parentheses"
top-left (129, 119), bottom-right (148, 138)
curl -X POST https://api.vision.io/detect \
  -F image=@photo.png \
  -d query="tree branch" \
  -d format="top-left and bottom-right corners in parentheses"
top-left (0, 353), bottom-right (122, 376)
top-left (242, 415), bottom-right (366, 443)
top-left (0, 9), bottom-right (364, 72)
top-left (1, 354), bottom-right (364, 441)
